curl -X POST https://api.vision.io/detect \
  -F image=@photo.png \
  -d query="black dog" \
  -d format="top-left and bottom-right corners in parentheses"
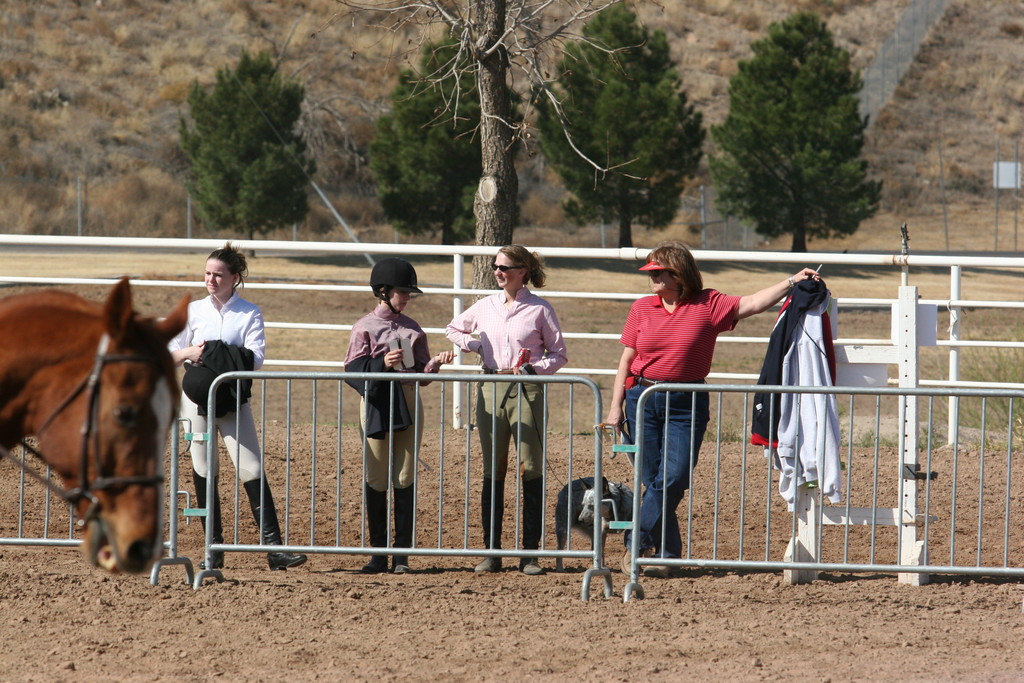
top-left (554, 476), bottom-right (633, 572)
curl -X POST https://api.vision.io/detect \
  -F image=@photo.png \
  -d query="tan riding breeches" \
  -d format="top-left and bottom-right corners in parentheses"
top-left (359, 383), bottom-right (423, 491)
top-left (476, 381), bottom-right (544, 481)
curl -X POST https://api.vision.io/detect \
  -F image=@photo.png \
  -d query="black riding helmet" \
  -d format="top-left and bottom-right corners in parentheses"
top-left (370, 258), bottom-right (422, 313)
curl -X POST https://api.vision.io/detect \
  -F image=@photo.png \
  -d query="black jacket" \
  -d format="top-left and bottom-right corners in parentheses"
top-left (344, 354), bottom-right (412, 440)
top-left (182, 340), bottom-right (255, 417)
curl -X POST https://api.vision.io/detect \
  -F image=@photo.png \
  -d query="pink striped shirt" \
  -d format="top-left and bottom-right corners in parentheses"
top-left (446, 289), bottom-right (568, 375)
top-left (621, 290), bottom-right (740, 381)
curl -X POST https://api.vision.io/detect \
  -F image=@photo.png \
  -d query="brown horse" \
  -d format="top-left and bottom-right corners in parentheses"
top-left (0, 278), bottom-right (188, 573)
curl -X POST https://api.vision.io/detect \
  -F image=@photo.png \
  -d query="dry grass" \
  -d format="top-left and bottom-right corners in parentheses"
top-left (0, 1), bottom-right (1021, 252)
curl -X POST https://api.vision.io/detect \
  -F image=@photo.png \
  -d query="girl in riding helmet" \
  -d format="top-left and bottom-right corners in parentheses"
top-left (344, 258), bottom-right (454, 574)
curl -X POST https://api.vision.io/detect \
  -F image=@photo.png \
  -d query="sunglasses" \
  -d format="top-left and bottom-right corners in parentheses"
top-left (492, 263), bottom-right (524, 273)
top-left (647, 269), bottom-right (675, 278)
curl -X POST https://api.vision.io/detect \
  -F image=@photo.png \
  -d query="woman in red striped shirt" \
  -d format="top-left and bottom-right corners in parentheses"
top-left (605, 241), bottom-right (817, 577)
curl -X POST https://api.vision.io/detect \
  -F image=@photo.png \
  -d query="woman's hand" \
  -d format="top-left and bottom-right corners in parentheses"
top-left (433, 350), bottom-right (455, 365)
top-left (790, 267), bottom-right (820, 285)
top-left (174, 341), bottom-right (205, 366)
top-left (604, 406), bottom-right (624, 434)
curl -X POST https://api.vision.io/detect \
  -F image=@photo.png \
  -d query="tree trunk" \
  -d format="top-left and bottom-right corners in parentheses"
top-left (471, 0), bottom-right (517, 292)
top-left (790, 223), bottom-right (808, 252)
top-left (618, 211), bottom-right (633, 249)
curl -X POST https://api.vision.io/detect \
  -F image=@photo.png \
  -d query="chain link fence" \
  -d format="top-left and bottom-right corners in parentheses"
top-left (858, 0), bottom-right (952, 123)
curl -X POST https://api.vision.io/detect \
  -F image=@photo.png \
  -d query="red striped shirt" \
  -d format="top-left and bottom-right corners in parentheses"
top-left (620, 290), bottom-right (741, 382)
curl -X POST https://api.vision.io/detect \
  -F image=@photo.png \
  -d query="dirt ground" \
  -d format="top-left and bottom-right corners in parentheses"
top-left (4, 420), bottom-right (1024, 683)
top-left (2, 252), bottom-right (1024, 682)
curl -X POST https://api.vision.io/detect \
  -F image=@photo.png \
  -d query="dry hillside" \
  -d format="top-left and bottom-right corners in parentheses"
top-left (1, 0), bottom-right (1022, 253)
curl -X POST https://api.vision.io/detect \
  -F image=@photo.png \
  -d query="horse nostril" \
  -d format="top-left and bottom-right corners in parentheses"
top-left (114, 405), bottom-right (138, 427)
top-left (124, 539), bottom-right (154, 573)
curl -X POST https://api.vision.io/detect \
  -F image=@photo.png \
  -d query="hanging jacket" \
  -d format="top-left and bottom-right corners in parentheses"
top-left (751, 278), bottom-right (835, 446)
top-left (344, 354), bottom-right (412, 440)
top-left (750, 278), bottom-right (842, 509)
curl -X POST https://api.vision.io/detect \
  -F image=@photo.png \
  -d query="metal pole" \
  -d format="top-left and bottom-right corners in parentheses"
top-left (947, 265), bottom-right (961, 446)
top-left (1015, 140), bottom-right (1019, 252)
top-left (76, 176), bottom-right (83, 237)
top-left (900, 223), bottom-right (910, 287)
top-left (451, 254), bottom-right (465, 429)
top-left (937, 138), bottom-right (949, 250)
top-left (310, 181), bottom-right (374, 266)
top-left (700, 185), bottom-right (707, 249)
top-left (187, 195), bottom-right (193, 240)
top-left (995, 137), bottom-right (1000, 251)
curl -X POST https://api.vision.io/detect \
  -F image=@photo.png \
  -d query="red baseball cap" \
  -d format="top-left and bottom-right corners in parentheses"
top-left (639, 261), bottom-right (669, 272)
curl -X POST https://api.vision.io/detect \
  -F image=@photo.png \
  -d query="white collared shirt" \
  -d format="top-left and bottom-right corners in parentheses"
top-left (168, 292), bottom-right (266, 369)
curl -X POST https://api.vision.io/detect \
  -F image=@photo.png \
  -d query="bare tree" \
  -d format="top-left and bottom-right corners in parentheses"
top-left (323, 0), bottom-right (624, 289)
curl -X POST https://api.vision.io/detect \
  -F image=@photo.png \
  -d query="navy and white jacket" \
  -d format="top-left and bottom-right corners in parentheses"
top-left (751, 279), bottom-right (843, 508)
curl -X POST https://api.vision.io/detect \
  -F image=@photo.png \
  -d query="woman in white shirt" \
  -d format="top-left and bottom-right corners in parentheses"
top-left (169, 243), bottom-right (306, 571)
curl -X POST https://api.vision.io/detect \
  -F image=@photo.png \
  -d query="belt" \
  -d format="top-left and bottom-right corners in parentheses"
top-left (635, 376), bottom-right (705, 387)
top-left (482, 367), bottom-right (515, 375)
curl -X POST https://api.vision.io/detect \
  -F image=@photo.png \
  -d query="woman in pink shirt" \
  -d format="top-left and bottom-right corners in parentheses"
top-left (446, 245), bottom-right (568, 575)
top-left (605, 241), bottom-right (817, 578)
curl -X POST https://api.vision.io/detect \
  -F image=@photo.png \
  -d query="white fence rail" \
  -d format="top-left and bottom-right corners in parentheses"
top-left (3, 236), bottom-right (1024, 390)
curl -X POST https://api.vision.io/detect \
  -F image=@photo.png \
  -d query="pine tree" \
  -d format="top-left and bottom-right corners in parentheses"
top-left (536, 4), bottom-right (704, 248)
top-left (180, 51), bottom-right (314, 239)
top-left (370, 39), bottom-right (482, 245)
top-left (709, 12), bottom-right (881, 252)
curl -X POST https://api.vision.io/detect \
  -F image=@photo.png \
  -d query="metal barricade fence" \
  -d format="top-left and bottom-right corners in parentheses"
top-left (150, 418), bottom-right (197, 586)
top-left (12, 377), bottom-right (1019, 601)
top-left (620, 383), bottom-right (1024, 602)
top-left (0, 423), bottom-right (196, 578)
top-left (0, 443), bottom-right (79, 550)
top-left (176, 371), bottom-right (618, 599)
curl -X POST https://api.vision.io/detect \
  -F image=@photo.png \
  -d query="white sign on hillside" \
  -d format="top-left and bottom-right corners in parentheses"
top-left (993, 162), bottom-right (1021, 189)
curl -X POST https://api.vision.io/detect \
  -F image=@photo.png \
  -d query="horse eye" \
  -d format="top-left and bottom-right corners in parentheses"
top-left (114, 405), bottom-right (139, 428)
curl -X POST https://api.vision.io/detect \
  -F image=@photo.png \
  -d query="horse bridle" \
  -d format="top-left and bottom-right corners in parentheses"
top-left (1, 334), bottom-right (166, 523)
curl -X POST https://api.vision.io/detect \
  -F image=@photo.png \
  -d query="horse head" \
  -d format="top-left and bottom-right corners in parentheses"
top-left (35, 279), bottom-right (189, 573)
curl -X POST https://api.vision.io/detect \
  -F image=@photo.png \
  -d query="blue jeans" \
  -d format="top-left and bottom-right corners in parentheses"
top-left (625, 386), bottom-right (710, 559)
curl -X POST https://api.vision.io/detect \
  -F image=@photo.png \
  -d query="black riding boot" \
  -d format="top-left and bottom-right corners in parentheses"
top-left (243, 478), bottom-right (308, 571)
top-left (192, 470), bottom-right (224, 570)
top-left (520, 477), bottom-right (545, 575)
top-left (391, 486), bottom-right (415, 574)
top-left (361, 484), bottom-right (389, 574)
top-left (475, 477), bottom-right (505, 573)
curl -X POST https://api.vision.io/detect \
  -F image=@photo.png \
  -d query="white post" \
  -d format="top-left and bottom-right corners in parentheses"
top-left (452, 254), bottom-right (466, 429)
top-left (896, 285), bottom-right (928, 585)
top-left (947, 266), bottom-right (961, 446)
top-left (783, 484), bottom-right (820, 585)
